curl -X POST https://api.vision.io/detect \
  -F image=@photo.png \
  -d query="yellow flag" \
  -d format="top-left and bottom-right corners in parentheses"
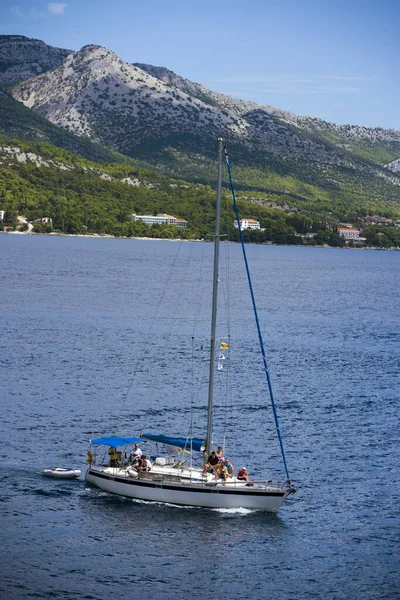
top-left (220, 342), bottom-right (229, 349)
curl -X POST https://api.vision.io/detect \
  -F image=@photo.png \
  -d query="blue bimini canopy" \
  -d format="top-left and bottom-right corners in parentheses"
top-left (140, 433), bottom-right (204, 453)
top-left (90, 436), bottom-right (143, 448)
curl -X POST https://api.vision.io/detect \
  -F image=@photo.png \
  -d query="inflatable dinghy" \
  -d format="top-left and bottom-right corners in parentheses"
top-left (42, 467), bottom-right (81, 479)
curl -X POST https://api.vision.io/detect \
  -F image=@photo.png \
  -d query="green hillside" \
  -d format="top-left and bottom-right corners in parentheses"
top-left (129, 144), bottom-right (400, 220)
top-left (2, 93), bottom-right (400, 217)
top-left (1, 134), bottom-right (400, 248)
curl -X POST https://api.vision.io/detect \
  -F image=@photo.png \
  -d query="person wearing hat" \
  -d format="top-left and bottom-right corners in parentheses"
top-left (237, 467), bottom-right (250, 482)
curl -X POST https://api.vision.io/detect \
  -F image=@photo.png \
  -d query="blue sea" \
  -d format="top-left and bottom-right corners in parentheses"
top-left (1, 234), bottom-right (399, 600)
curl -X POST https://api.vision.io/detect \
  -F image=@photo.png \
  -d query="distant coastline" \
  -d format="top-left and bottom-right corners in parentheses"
top-left (1, 229), bottom-right (398, 251)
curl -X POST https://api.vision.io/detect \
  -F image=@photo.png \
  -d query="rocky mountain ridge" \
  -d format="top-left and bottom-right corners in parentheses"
top-left (11, 44), bottom-right (396, 176)
top-left (2, 35), bottom-right (399, 154)
top-left (0, 35), bottom-right (71, 85)
top-left (14, 44), bottom-right (336, 165)
top-left (1, 35), bottom-right (400, 210)
top-left (386, 158), bottom-right (400, 173)
top-left (135, 63), bottom-right (400, 147)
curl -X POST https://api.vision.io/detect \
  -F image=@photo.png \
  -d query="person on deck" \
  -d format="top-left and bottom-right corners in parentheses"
top-left (108, 447), bottom-right (121, 467)
top-left (139, 455), bottom-right (152, 472)
top-left (130, 443), bottom-right (142, 465)
top-left (224, 458), bottom-right (234, 477)
top-left (216, 446), bottom-right (224, 462)
top-left (205, 450), bottom-right (219, 474)
top-left (216, 461), bottom-right (229, 483)
top-left (237, 467), bottom-right (250, 482)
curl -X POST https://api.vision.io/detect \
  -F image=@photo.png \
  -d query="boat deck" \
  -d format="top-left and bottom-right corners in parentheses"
top-left (89, 463), bottom-right (287, 493)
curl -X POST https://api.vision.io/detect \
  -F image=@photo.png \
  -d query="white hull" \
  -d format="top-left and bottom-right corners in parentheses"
top-left (86, 465), bottom-right (293, 511)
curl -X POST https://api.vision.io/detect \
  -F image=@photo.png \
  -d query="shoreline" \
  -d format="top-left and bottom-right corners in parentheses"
top-left (1, 230), bottom-right (398, 251)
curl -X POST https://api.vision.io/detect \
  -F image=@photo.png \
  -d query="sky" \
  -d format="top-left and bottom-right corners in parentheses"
top-left (1, 0), bottom-right (399, 129)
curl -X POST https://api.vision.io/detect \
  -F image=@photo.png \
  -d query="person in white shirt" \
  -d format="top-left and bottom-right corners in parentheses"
top-left (139, 455), bottom-right (152, 472)
top-left (130, 443), bottom-right (142, 465)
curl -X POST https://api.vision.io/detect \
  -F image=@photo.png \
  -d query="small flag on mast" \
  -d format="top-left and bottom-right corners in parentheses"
top-left (220, 342), bottom-right (229, 350)
top-left (217, 362), bottom-right (223, 371)
top-left (218, 352), bottom-right (226, 360)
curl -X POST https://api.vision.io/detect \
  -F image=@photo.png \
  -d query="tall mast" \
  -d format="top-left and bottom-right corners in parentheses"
top-left (205, 138), bottom-right (224, 459)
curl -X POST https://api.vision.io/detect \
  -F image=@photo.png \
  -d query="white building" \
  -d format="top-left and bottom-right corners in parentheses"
top-left (234, 218), bottom-right (260, 230)
top-left (0, 210), bottom-right (4, 221)
top-left (34, 217), bottom-right (52, 224)
top-left (175, 219), bottom-right (188, 228)
top-left (338, 227), bottom-right (360, 241)
top-left (130, 213), bottom-right (179, 226)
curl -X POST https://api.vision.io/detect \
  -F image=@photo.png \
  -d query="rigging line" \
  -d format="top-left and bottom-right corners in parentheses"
top-left (158, 239), bottom-right (196, 362)
top-left (143, 241), bottom-right (195, 385)
top-left (218, 212), bottom-right (231, 453)
top-left (117, 239), bottom-right (186, 419)
top-left (156, 243), bottom-right (197, 439)
top-left (188, 347), bottom-right (211, 447)
top-left (224, 147), bottom-right (291, 482)
top-left (190, 335), bottom-right (195, 440)
top-left (192, 240), bottom-right (206, 340)
top-left (228, 358), bottom-right (245, 471)
top-left (218, 178), bottom-right (235, 464)
top-left (223, 192), bottom-right (233, 453)
top-left (158, 242), bottom-right (198, 447)
top-left (189, 241), bottom-right (208, 443)
top-left (192, 345), bottom-right (210, 402)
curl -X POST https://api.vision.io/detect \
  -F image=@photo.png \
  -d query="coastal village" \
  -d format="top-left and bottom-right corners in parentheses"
top-left (236, 215), bottom-right (400, 244)
top-left (1, 209), bottom-right (399, 247)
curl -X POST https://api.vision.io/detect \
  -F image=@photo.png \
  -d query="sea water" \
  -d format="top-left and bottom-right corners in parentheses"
top-left (1, 235), bottom-right (399, 600)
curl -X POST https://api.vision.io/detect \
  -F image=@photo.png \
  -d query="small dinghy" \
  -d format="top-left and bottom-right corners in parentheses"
top-left (42, 467), bottom-right (81, 479)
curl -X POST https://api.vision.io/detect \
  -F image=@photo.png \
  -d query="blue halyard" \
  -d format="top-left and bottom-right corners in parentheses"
top-left (224, 147), bottom-right (291, 482)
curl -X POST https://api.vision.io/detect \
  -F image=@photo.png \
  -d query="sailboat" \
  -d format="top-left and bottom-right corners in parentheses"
top-left (85, 139), bottom-right (296, 511)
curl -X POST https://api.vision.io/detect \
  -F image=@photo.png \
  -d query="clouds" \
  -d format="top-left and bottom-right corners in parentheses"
top-left (11, 3), bottom-right (67, 18)
top-left (47, 3), bottom-right (67, 15)
top-left (11, 6), bottom-right (24, 18)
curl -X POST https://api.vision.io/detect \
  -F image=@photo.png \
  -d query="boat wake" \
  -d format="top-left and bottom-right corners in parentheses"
top-left (212, 507), bottom-right (255, 515)
top-left (128, 498), bottom-right (205, 510)
top-left (129, 499), bottom-right (257, 514)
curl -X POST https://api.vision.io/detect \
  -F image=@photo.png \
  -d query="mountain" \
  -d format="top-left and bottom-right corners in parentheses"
top-left (0, 35), bottom-right (71, 85)
top-left (134, 62), bottom-right (400, 176)
top-left (1, 36), bottom-right (400, 216)
top-left (135, 62), bottom-right (400, 158)
top-left (11, 44), bottom-right (359, 166)
top-left (0, 91), bottom-right (135, 164)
